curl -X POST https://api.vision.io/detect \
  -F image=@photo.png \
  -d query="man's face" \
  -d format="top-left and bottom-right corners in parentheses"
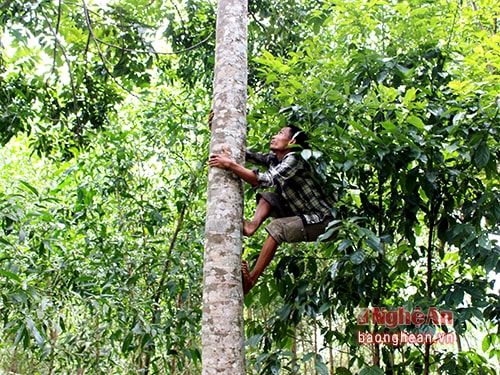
top-left (270, 127), bottom-right (293, 152)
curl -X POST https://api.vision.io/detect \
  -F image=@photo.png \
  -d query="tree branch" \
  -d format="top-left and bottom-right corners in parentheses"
top-left (93, 30), bottom-right (215, 56)
top-left (40, 6), bottom-right (81, 133)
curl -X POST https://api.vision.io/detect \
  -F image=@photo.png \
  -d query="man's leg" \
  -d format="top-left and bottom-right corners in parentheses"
top-left (244, 198), bottom-right (272, 236)
top-left (242, 234), bottom-right (278, 294)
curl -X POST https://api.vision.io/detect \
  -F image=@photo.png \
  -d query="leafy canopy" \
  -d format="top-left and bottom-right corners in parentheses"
top-left (1, 0), bottom-right (499, 374)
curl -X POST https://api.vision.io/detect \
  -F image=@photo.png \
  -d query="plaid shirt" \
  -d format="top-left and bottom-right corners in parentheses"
top-left (246, 151), bottom-right (335, 224)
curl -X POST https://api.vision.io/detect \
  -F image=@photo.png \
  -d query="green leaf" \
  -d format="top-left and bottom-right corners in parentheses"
top-left (474, 141), bottom-right (490, 170)
top-left (485, 253), bottom-right (499, 273)
top-left (318, 226), bottom-right (338, 242)
top-left (26, 317), bottom-right (45, 349)
top-left (302, 352), bottom-right (315, 362)
top-left (19, 180), bottom-right (40, 196)
top-left (482, 334), bottom-right (491, 352)
top-left (351, 250), bottom-right (365, 265)
top-left (14, 324), bottom-right (27, 347)
top-left (406, 115), bottom-right (425, 129)
top-left (381, 121), bottom-right (397, 133)
top-left (338, 239), bottom-right (353, 252)
top-left (334, 367), bottom-right (352, 375)
top-left (246, 334), bottom-right (263, 347)
top-left (315, 358), bottom-right (330, 375)
top-left (365, 234), bottom-right (382, 253)
top-left (359, 366), bottom-right (384, 375)
top-left (403, 87), bottom-right (417, 104)
top-left (0, 237), bottom-right (14, 247)
top-left (122, 332), bottom-right (133, 353)
top-left (259, 284), bottom-right (271, 305)
top-left (0, 270), bottom-right (22, 283)
top-left (301, 149), bottom-right (312, 160)
top-left (278, 304), bottom-right (293, 321)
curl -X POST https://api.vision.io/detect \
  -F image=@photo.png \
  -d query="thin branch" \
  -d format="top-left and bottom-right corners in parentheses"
top-left (50, 0), bottom-right (63, 75)
top-left (81, 0), bottom-right (142, 101)
top-left (143, 159), bottom-right (205, 375)
top-left (82, 0), bottom-right (117, 75)
top-left (83, 3), bottom-right (214, 56)
top-left (172, 0), bottom-right (189, 40)
top-left (81, 0), bottom-right (213, 106)
top-left (116, 7), bottom-right (127, 64)
top-left (248, 9), bottom-right (267, 31)
top-left (93, 31), bottom-right (215, 56)
top-left (40, 7), bottom-right (81, 133)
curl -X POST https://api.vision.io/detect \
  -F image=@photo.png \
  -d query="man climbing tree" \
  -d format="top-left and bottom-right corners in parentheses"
top-left (201, 0), bottom-right (247, 374)
top-left (209, 125), bottom-right (337, 294)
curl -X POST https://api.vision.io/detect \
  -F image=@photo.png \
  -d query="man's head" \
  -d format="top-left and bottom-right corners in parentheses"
top-left (270, 126), bottom-right (308, 154)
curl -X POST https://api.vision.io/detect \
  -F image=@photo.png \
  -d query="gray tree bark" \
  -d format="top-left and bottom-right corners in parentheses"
top-left (201, 0), bottom-right (247, 373)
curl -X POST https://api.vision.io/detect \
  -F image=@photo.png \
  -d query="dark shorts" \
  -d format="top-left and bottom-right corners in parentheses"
top-left (256, 191), bottom-right (293, 218)
top-left (257, 192), bottom-right (334, 245)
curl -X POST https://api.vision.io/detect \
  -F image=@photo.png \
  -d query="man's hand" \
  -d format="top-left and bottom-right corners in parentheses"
top-left (209, 147), bottom-right (259, 186)
top-left (209, 147), bottom-right (233, 170)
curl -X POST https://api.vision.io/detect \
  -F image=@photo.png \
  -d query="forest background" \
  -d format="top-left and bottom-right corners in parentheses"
top-left (1, 0), bottom-right (499, 374)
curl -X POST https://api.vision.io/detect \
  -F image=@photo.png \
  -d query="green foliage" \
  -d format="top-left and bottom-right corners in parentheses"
top-left (0, 0), bottom-right (215, 157)
top-left (243, 0), bottom-right (500, 373)
top-left (0, 95), bottom-right (209, 373)
top-left (1, 0), bottom-right (500, 374)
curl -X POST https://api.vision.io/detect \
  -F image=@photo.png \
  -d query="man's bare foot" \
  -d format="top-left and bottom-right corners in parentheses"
top-left (243, 220), bottom-right (258, 237)
top-left (241, 260), bottom-right (255, 295)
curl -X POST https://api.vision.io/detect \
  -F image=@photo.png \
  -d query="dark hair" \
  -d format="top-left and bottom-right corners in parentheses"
top-left (288, 125), bottom-right (309, 149)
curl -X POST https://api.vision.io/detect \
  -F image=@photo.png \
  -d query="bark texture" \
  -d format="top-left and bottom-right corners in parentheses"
top-left (201, 0), bottom-right (248, 373)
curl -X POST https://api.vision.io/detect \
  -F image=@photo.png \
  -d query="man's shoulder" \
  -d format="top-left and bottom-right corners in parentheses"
top-left (281, 152), bottom-right (305, 166)
top-left (282, 151), bottom-right (300, 160)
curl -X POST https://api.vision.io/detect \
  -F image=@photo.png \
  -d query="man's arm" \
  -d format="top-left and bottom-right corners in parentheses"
top-left (251, 153), bottom-right (300, 188)
top-left (246, 150), bottom-right (273, 167)
top-left (209, 148), bottom-right (259, 187)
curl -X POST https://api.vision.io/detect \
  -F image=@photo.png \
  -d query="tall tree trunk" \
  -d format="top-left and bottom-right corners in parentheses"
top-left (201, 0), bottom-right (248, 373)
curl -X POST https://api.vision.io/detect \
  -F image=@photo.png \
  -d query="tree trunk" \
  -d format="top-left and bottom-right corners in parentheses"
top-left (201, 0), bottom-right (248, 373)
